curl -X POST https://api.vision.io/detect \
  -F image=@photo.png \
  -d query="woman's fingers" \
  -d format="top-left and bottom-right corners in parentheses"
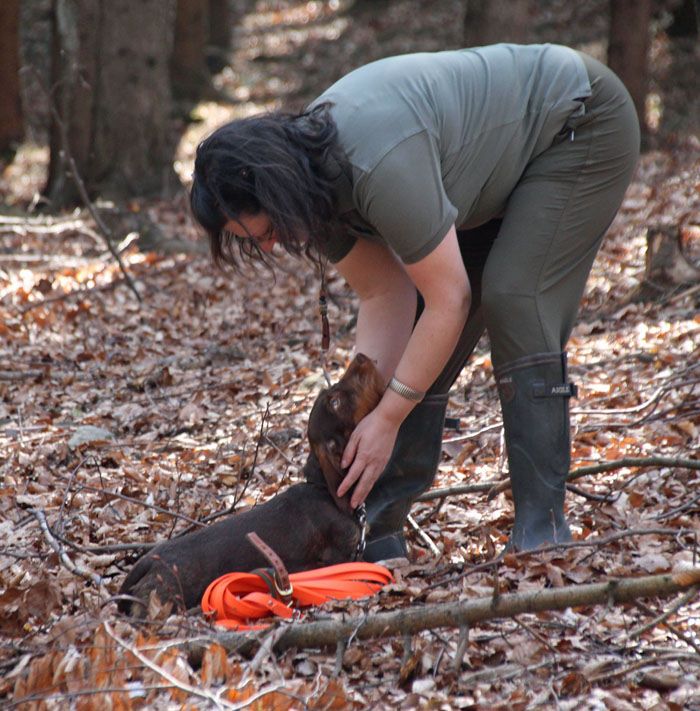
top-left (341, 429), bottom-right (359, 470)
top-left (350, 465), bottom-right (383, 509)
top-left (337, 457), bottom-right (361, 498)
top-left (336, 413), bottom-right (398, 505)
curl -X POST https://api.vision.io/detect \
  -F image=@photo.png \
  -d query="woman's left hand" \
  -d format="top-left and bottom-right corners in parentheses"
top-left (336, 408), bottom-right (400, 509)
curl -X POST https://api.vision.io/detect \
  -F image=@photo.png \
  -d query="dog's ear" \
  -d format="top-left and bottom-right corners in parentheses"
top-left (315, 440), bottom-right (353, 515)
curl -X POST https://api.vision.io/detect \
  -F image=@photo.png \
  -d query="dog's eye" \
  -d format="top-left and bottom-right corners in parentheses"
top-left (328, 394), bottom-right (343, 413)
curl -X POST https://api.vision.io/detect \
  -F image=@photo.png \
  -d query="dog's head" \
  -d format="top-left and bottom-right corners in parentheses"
top-left (307, 353), bottom-right (385, 513)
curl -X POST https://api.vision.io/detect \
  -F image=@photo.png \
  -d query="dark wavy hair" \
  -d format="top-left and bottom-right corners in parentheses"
top-left (190, 103), bottom-right (343, 269)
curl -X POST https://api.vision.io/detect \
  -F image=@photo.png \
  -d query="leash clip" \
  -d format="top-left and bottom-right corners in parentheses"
top-left (354, 504), bottom-right (368, 560)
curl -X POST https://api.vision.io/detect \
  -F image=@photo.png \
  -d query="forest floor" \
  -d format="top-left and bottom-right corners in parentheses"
top-left (1, 1), bottom-right (699, 709)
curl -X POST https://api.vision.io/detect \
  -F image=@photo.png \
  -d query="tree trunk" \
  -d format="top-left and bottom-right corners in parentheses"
top-left (630, 225), bottom-right (700, 300)
top-left (667, 0), bottom-right (699, 37)
top-left (46, 0), bottom-right (177, 206)
top-left (19, 0), bottom-right (53, 144)
top-left (0, 0), bottom-right (24, 154)
top-left (463, 0), bottom-right (534, 46)
top-left (172, 0), bottom-right (210, 101)
top-left (608, 0), bottom-right (653, 134)
top-left (207, 0), bottom-right (232, 73)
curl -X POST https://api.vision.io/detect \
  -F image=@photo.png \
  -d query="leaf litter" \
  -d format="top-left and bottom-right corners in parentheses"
top-left (1, 0), bottom-right (699, 708)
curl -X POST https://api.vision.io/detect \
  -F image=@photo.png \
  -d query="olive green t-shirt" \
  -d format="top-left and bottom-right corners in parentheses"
top-left (310, 44), bottom-right (591, 264)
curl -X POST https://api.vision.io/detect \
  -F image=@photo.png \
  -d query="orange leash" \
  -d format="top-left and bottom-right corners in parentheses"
top-left (201, 562), bottom-right (394, 630)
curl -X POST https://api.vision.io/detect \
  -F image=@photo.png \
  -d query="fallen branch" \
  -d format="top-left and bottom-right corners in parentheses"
top-left (17, 258), bottom-right (188, 315)
top-left (199, 568), bottom-right (700, 655)
top-left (633, 596), bottom-right (700, 655)
top-left (415, 456), bottom-right (700, 503)
top-left (0, 370), bottom-right (45, 381)
top-left (627, 585), bottom-right (699, 641)
top-left (69, 483), bottom-right (205, 528)
top-left (102, 622), bottom-right (235, 710)
top-left (428, 527), bottom-right (697, 591)
top-left (416, 480), bottom-right (500, 501)
top-left (31, 509), bottom-right (103, 586)
top-left (486, 456), bottom-right (700, 500)
top-left (30, 67), bottom-right (142, 303)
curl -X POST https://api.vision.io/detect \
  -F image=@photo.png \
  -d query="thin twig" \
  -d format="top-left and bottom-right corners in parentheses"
top-left (70, 483), bottom-right (205, 528)
top-left (30, 509), bottom-right (103, 586)
top-left (0, 370), bottom-right (45, 381)
top-left (453, 624), bottom-right (470, 670)
top-left (407, 513), bottom-right (440, 557)
top-left (633, 597), bottom-right (700, 655)
top-left (175, 406), bottom-right (271, 535)
top-left (485, 456), bottom-right (700, 501)
top-left (7, 685), bottom-right (175, 709)
top-left (443, 422), bottom-right (501, 444)
top-left (429, 527), bottom-right (696, 591)
top-left (30, 67), bottom-right (142, 302)
top-left (416, 456), bottom-right (700, 504)
top-left (627, 586), bottom-right (699, 640)
top-left (655, 492), bottom-right (700, 521)
top-left (102, 622), bottom-right (235, 710)
top-left (513, 616), bottom-right (559, 654)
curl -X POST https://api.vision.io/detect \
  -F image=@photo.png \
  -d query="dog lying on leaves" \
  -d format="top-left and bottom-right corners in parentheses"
top-left (117, 353), bottom-right (384, 616)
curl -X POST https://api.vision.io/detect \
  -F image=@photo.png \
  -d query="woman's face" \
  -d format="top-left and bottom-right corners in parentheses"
top-left (224, 213), bottom-right (277, 253)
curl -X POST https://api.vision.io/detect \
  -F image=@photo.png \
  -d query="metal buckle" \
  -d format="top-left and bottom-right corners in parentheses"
top-left (274, 579), bottom-right (294, 599)
top-left (354, 504), bottom-right (368, 560)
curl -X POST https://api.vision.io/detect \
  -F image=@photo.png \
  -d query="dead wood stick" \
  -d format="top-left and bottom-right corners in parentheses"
top-left (204, 569), bottom-right (700, 655)
top-left (102, 622), bottom-right (236, 710)
top-left (17, 258), bottom-right (188, 315)
top-left (0, 370), bottom-right (45, 381)
top-left (407, 513), bottom-right (440, 556)
top-left (70, 483), bottom-right (204, 528)
top-left (627, 585), bottom-right (699, 640)
top-left (425, 527), bottom-right (697, 592)
top-left (633, 596), bottom-right (700, 655)
top-left (30, 509), bottom-right (103, 586)
top-left (33, 69), bottom-right (142, 303)
top-left (485, 456), bottom-right (700, 500)
top-left (416, 480), bottom-right (501, 501)
top-left (415, 457), bottom-right (700, 503)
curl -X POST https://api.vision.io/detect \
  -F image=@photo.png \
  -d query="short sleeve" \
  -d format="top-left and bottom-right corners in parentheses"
top-left (355, 131), bottom-right (458, 264)
top-left (323, 230), bottom-right (357, 263)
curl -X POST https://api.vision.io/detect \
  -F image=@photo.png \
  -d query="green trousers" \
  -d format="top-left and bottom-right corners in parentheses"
top-left (428, 51), bottom-right (640, 391)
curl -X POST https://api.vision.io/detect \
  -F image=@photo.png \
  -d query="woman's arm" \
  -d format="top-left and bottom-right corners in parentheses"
top-left (334, 225), bottom-right (471, 507)
top-left (334, 238), bottom-right (417, 382)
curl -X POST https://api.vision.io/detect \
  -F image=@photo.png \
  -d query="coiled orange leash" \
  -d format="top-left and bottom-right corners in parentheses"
top-left (201, 534), bottom-right (394, 630)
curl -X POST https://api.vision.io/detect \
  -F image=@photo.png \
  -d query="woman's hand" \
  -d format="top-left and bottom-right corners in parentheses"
top-left (337, 408), bottom-right (401, 509)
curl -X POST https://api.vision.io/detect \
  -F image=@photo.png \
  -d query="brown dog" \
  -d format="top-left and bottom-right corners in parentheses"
top-left (117, 353), bottom-right (384, 616)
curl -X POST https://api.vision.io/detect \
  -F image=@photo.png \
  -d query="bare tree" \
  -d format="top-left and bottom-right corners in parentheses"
top-left (172, 0), bottom-right (210, 101)
top-left (207, 0), bottom-right (233, 73)
top-left (667, 0), bottom-right (699, 36)
top-left (463, 0), bottom-right (534, 46)
top-left (0, 0), bottom-right (23, 155)
top-left (608, 0), bottom-right (653, 133)
top-left (46, 0), bottom-right (178, 206)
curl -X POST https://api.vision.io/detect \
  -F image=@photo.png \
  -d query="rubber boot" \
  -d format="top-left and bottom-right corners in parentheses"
top-left (494, 352), bottom-right (577, 550)
top-left (362, 221), bottom-right (499, 562)
top-left (363, 392), bottom-right (449, 561)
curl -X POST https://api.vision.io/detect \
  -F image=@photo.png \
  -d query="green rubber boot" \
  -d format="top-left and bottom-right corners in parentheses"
top-left (363, 392), bottom-right (449, 561)
top-left (362, 220), bottom-right (497, 561)
top-left (494, 352), bottom-right (577, 550)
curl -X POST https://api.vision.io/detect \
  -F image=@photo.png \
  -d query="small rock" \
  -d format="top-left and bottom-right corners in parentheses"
top-left (68, 425), bottom-right (115, 449)
top-left (411, 678), bottom-right (436, 695)
top-left (638, 671), bottom-right (681, 691)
